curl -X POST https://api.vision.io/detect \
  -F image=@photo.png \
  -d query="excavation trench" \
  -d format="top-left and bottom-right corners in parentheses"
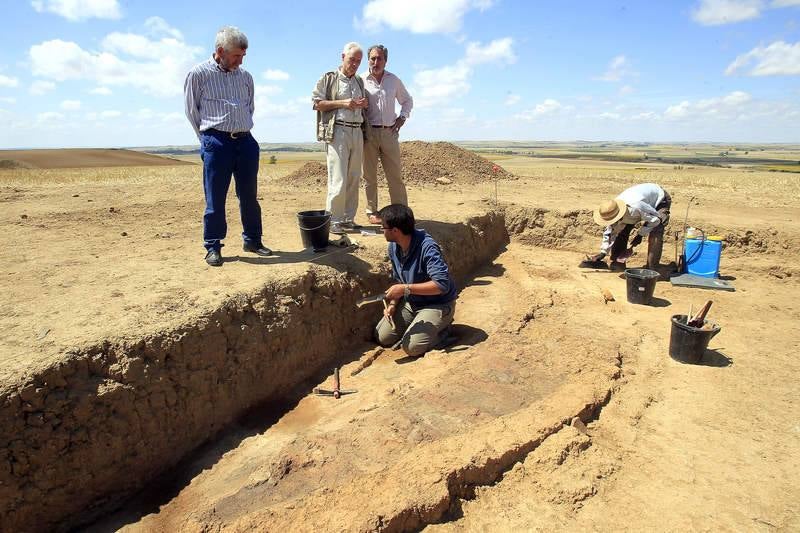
top-left (4, 205), bottom-right (770, 532)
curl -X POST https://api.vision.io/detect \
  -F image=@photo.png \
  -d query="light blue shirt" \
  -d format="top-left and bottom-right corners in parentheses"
top-left (184, 57), bottom-right (255, 139)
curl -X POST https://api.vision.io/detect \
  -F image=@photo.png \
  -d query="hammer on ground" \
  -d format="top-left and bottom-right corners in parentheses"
top-left (313, 367), bottom-right (357, 399)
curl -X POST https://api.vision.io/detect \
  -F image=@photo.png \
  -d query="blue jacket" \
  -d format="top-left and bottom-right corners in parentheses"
top-left (388, 229), bottom-right (457, 307)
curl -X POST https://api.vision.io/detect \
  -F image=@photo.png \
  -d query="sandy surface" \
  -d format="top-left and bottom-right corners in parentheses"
top-left (3, 150), bottom-right (800, 531)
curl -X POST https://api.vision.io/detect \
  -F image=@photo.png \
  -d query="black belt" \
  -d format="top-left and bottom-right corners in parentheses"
top-left (334, 120), bottom-right (362, 128)
top-left (204, 128), bottom-right (250, 139)
top-left (371, 125), bottom-right (394, 128)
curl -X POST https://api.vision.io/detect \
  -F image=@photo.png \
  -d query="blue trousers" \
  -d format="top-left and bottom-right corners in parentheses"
top-left (200, 129), bottom-right (262, 251)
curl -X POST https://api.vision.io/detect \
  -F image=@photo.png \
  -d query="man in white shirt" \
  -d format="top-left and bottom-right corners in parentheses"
top-left (312, 42), bottom-right (369, 235)
top-left (589, 183), bottom-right (672, 270)
top-left (361, 45), bottom-right (413, 224)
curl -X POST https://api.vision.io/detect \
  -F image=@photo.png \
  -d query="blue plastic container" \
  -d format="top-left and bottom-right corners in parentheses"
top-left (684, 237), bottom-right (723, 278)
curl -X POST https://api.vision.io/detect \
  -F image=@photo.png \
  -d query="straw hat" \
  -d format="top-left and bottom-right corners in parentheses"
top-left (593, 198), bottom-right (628, 226)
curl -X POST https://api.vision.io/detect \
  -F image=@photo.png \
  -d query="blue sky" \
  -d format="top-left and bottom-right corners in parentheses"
top-left (0, 0), bottom-right (798, 148)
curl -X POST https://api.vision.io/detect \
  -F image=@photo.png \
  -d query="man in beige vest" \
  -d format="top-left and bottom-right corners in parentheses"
top-left (312, 42), bottom-right (369, 234)
top-left (361, 44), bottom-right (413, 224)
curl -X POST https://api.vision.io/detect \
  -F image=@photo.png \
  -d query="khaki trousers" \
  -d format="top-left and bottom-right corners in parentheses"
top-left (326, 125), bottom-right (363, 224)
top-left (362, 128), bottom-right (407, 215)
top-left (375, 301), bottom-right (456, 357)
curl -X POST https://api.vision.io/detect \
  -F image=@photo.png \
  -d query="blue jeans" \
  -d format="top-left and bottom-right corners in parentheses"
top-left (200, 129), bottom-right (262, 251)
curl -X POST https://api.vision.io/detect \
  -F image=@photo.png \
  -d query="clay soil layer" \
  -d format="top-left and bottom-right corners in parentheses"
top-left (1, 145), bottom-right (799, 532)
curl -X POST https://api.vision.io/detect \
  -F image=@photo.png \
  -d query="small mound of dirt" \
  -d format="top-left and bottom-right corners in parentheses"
top-left (280, 142), bottom-right (513, 187)
top-left (395, 141), bottom-right (514, 185)
top-left (282, 162), bottom-right (327, 187)
top-left (0, 159), bottom-right (29, 169)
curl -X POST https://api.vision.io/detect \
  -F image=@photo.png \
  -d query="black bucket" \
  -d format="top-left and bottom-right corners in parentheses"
top-left (297, 210), bottom-right (331, 252)
top-left (625, 268), bottom-right (660, 305)
top-left (669, 314), bottom-right (721, 364)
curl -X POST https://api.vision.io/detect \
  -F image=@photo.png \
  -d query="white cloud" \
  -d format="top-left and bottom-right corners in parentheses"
top-left (90, 86), bottom-right (112, 95)
top-left (255, 85), bottom-right (283, 97)
top-left (619, 85), bottom-right (634, 95)
top-left (664, 91), bottom-right (753, 120)
top-left (29, 22), bottom-right (202, 98)
top-left (263, 69), bottom-right (290, 81)
top-left (413, 64), bottom-right (471, 108)
top-left (144, 16), bottom-right (183, 40)
top-left (772, 0), bottom-right (800, 5)
top-left (60, 99), bottom-right (81, 110)
top-left (726, 41), bottom-right (800, 75)
top-left (505, 93), bottom-right (520, 106)
top-left (31, 0), bottom-right (122, 21)
top-left (36, 111), bottom-right (65, 124)
top-left (358, 0), bottom-right (495, 34)
top-left (0, 97), bottom-right (16, 104)
top-left (254, 96), bottom-right (306, 120)
top-left (691, 0), bottom-right (764, 25)
top-left (515, 99), bottom-right (566, 121)
top-left (464, 38), bottom-right (516, 65)
top-left (101, 110), bottom-right (121, 118)
top-left (413, 38), bottom-right (515, 108)
top-left (596, 55), bottom-right (634, 82)
top-left (30, 80), bottom-right (56, 95)
top-left (0, 74), bottom-right (19, 88)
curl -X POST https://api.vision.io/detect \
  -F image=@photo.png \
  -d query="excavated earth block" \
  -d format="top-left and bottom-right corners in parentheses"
top-left (0, 212), bottom-right (508, 532)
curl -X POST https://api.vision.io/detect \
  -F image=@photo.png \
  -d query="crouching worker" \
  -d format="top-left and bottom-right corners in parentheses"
top-left (376, 204), bottom-right (457, 356)
top-left (588, 182), bottom-right (671, 270)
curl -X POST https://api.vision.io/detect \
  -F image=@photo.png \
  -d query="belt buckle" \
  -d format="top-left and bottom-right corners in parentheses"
top-left (230, 131), bottom-right (239, 139)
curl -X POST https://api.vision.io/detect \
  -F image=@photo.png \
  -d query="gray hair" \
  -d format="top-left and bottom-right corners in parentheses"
top-left (368, 44), bottom-right (388, 61)
top-left (215, 26), bottom-right (248, 51)
top-left (342, 41), bottom-right (362, 56)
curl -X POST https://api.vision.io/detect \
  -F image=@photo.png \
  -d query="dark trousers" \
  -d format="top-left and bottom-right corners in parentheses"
top-left (200, 130), bottom-right (262, 251)
top-left (610, 191), bottom-right (672, 268)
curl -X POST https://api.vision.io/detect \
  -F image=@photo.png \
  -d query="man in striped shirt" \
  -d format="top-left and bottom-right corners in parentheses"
top-left (362, 45), bottom-right (413, 224)
top-left (184, 26), bottom-right (272, 267)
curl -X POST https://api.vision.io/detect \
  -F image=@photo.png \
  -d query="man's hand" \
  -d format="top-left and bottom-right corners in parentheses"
top-left (383, 301), bottom-right (396, 320)
top-left (385, 284), bottom-right (407, 301)
top-left (587, 252), bottom-right (606, 262)
top-left (630, 234), bottom-right (643, 248)
top-left (392, 116), bottom-right (406, 133)
top-left (344, 97), bottom-right (369, 110)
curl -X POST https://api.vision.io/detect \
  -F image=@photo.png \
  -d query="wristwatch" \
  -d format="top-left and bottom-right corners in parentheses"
top-left (403, 284), bottom-right (411, 298)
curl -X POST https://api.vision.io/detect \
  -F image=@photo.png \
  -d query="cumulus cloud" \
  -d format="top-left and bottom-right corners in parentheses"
top-left (31, 0), bottom-right (122, 21)
top-left (30, 80), bottom-right (56, 95)
top-left (0, 97), bottom-right (16, 104)
top-left (144, 16), bottom-right (183, 40)
top-left (263, 69), bottom-right (290, 81)
top-left (771, 0), bottom-right (800, 5)
top-left (596, 55), bottom-right (634, 82)
top-left (0, 74), bottom-right (19, 88)
top-left (36, 111), bottom-right (65, 124)
top-left (664, 91), bottom-right (753, 119)
top-left (413, 38), bottom-right (515, 107)
top-left (357, 0), bottom-right (495, 34)
top-left (726, 41), bottom-right (800, 75)
top-left (60, 99), bottom-right (81, 110)
top-left (690, 0), bottom-right (800, 24)
top-left (29, 19), bottom-right (202, 98)
top-left (515, 99), bottom-right (567, 121)
top-left (90, 86), bottom-right (112, 95)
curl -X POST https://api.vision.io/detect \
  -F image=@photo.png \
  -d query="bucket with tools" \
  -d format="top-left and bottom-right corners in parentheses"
top-left (669, 300), bottom-right (721, 364)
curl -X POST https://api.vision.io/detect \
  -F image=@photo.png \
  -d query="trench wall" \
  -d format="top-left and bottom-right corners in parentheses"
top-left (0, 212), bottom-right (508, 532)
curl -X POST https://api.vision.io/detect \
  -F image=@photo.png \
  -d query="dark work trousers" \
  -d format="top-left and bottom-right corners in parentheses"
top-left (200, 129), bottom-right (262, 252)
top-left (610, 191), bottom-right (672, 268)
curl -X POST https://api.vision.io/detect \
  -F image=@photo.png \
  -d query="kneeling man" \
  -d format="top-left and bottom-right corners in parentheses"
top-left (376, 204), bottom-right (457, 356)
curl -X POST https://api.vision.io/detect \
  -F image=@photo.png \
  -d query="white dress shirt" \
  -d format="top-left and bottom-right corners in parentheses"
top-left (362, 70), bottom-right (413, 126)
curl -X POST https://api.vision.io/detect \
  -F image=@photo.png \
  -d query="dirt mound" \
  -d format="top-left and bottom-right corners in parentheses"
top-left (394, 141), bottom-right (513, 185)
top-left (282, 162), bottom-right (327, 187)
top-left (0, 159), bottom-right (30, 169)
top-left (0, 149), bottom-right (193, 169)
top-left (280, 142), bottom-right (513, 187)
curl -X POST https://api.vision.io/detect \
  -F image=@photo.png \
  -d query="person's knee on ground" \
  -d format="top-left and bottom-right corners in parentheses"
top-left (375, 317), bottom-right (400, 347)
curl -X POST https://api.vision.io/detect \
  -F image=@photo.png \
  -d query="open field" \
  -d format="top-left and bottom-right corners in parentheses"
top-left (1, 144), bottom-right (799, 531)
top-left (0, 149), bottom-right (193, 169)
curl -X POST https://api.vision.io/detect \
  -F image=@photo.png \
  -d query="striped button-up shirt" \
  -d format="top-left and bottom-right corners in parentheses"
top-left (184, 57), bottom-right (255, 139)
top-left (362, 70), bottom-right (413, 127)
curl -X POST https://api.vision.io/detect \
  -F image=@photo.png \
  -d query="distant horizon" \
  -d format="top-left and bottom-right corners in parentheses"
top-left (1, 1), bottom-right (799, 149)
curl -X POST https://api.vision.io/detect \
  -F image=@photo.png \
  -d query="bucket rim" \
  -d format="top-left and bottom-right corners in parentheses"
top-left (297, 209), bottom-right (331, 218)
top-left (670, 314), bottom-right (721, 333)
top-left (625, 268), bottom-right (660, 279)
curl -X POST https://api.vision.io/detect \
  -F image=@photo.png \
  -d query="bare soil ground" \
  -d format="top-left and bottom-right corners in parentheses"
top-left (0, 148), bottom-right (192, 169)
top-left (2, 144), bottom-right (799, 531)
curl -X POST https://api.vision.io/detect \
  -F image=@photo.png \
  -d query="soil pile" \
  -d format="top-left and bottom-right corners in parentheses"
top-left (395, 141), bottom-right (514, 185)
top-left (282, 162), bottom-right (327, 187)
top-left (280, 142), bottom-right (513, 187)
